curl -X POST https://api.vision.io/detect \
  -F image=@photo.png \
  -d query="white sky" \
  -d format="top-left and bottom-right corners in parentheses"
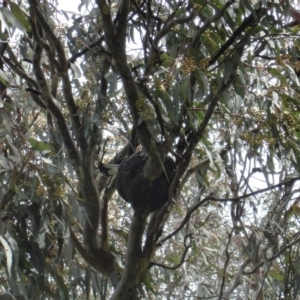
top-left (58, 0), bottom-right (80, 15)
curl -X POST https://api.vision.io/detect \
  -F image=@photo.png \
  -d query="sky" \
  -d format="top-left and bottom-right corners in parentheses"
top-left (58, 0), bottom-right (80, 15)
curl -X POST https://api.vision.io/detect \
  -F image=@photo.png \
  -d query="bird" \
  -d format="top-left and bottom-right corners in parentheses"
top-left (98, 162), bottom-right (119, 176)
top-left (99, 152), bottom-right (177, 213)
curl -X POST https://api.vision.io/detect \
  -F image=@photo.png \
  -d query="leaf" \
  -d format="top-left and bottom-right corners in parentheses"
top-left (70, 62), bottom-right (82, 79)
top-left (284, 63), bottom-right (300, 87)
top-left (0, 236), bottom-right (13, 278)
top-left (1, 7), bottom-right (26, 33)
top-left (279, 93), bottom-right (300, 106)
top-left (204, 147), bottom-right (214, 166)
top-left (59, 10), bottom-right (69, 21)
top-left (242, 233), bottom-right (258, 260)
top-left (233, 94), bottom-right (242, 113)
top-left (0, 220), bottom-right (4, 236)
top-left (0, 69), bottom-right (9, 87)
top-left (0, 9), bottom-right (10, 34)
top-left (197, 70), bottom-right (208, 95)
top-left (14, 185), bottom-right (28, 199)
top-left (6, 138), bottom-right (21, 163)
top-left (241, 0), bottom-right (257, 19)
top-left (6, 234), bottom-right (19, 267)
top-left (267, 68), bottom-right (287, 84)
top-left (28, 138), bottom-right (54, 152)
top-left (85, 266), bottom-right (91, 298)
top-left (233, 74), bottom-right (246, 98)
top-left (9, 2), bottom-right (31, 32)
top-left (41, 157), bottom-right (55, 166)
top-left (269, 270), bottom-right (284, 281)
top-left (0, 154), bottom-right (10, 169)
top-left (224, 56), bottom-right (238, 85)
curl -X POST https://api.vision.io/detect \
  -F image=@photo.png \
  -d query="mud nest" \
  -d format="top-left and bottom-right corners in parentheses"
top-left (116, 152), bottom-right (177, 213)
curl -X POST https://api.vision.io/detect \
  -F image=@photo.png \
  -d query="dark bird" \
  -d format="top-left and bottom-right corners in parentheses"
top-left (99, 152), bottom-right (177, 213)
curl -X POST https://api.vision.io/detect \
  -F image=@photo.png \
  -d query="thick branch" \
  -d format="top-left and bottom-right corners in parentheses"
top-left (110, 212), bottom-right (149, 300)
top-left (115, 0), bottom-right (130, 39)
top-left (29, 0), bottom-right (67, 67)
top-left (70, 228), bottom-right (117, 276)
top-left (28, 2), bottom-right (102, 251)
top-left (101, 178), bottom-right (116, 250)
top-left (96, 0), bottom-right (164, 180)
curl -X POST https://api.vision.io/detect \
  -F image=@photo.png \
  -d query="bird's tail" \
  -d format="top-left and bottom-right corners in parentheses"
top-left (98, 162), bottom-right (119, 176)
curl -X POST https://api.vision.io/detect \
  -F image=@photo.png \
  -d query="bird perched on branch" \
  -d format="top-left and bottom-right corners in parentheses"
top-left (99, 152), bottom-right (177, 213)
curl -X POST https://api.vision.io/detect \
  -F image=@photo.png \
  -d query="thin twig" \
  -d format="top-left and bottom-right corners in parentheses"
top-left (161, 176), bottom-right (300, 243)
top-left (149, 234), bottom-right (193, 270)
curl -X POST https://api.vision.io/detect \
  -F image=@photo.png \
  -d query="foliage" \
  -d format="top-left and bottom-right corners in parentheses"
top-left (1, 0), bottom-right (300, 299)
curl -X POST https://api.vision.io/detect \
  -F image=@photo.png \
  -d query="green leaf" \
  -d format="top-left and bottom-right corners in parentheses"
top-left (233, 74), bottom-right (246, 98)
top-left (29, 138), bottom-right (55, 152)
top-left (0, 69), bottom-right (10, 87)
top-left (0, 7), bottom-right (26, 33)
top-left (9, 2), bottom-right (31, 32)
top-left (242, 0), bottom-right (257, 19)
top-left (267, 68), bottom-right (287, 84)
top-left (279, 93), bottom-right (300, 106)
top-left (269, 270), bottom-right (284, 282)
top-left (197, 70), bottom-right (208, 95)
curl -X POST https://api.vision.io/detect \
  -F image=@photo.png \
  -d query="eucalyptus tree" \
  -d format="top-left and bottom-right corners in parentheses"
top-left (1, 0), bottom-right (300, 299)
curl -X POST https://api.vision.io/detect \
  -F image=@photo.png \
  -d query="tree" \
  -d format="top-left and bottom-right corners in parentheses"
top-left (1, 0), bottom-right (300, 299)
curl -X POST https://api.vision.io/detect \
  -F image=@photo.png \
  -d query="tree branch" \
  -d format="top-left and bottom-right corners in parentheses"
top-left (69, 36), bottom-right (105, 63)
top-left (110, 212), bottom-right (149, 300)
top-left (115, 0), bottom-right (130, 39)
top-left (243, 234), bottom-right (300, 276)
top-left (96, 0), bottom-right (166, 180)
top-left (70, 228), bottom-right (117, 276)
top-left (219, 227), bottom-right (234, 299)
top-left (162, 177), bottom-right (300, 244)
top-left (209, 5), bottom-right (267, 66)
top-left (144, 10), bottom-right (196, 77)
top-left (101, 178), bottom-right (116, 250)
top-left (223, 258), bottom-right (251, 299)
top-left (28, 16), bottom-right (81, 175)
top-left (192, 1), bottom-right (235, 47)
top-left (28, 1), bottom-right (103, 252)
top-left (143, 54), bottom-right (240, 266)
top-left (29, 1), bottom-right (89, 153)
